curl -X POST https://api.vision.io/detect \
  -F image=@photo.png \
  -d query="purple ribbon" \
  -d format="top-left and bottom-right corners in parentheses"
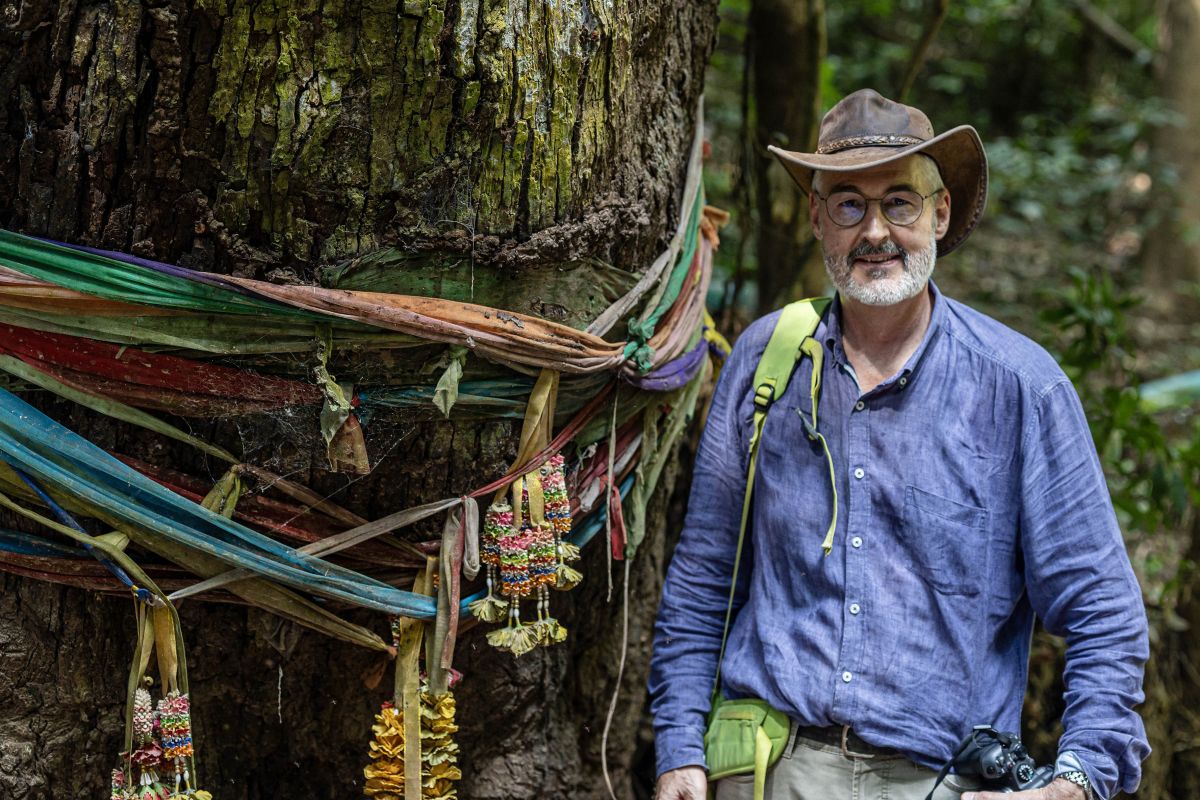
top-left (623, 338), bottom-right (708, 392)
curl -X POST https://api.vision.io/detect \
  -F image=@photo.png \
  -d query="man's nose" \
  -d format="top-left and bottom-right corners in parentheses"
top-left (859, 202), bottom-right (891, 246)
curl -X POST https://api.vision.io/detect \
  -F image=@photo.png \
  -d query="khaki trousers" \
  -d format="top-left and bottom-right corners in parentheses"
top-left (715, 724), bottom-right (982, 800)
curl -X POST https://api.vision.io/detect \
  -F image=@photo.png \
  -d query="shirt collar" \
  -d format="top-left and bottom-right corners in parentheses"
top-left (821, 280), bottom-right (946, 390)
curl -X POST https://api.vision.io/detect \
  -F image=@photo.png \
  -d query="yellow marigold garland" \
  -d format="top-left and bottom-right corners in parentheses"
top-left (363, 690), bottom-right (460, 800)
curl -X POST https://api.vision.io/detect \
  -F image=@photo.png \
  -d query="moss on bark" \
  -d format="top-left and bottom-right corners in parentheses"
top-left (0, 1), bottom-right (719, 797)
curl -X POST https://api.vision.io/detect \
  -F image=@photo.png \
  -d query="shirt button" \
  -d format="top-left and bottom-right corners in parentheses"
top-left (842, 671), bottom-right (853, 683)
top-left (854, 401), bottom-right (865, 411)
top-left (899, 377), bottom-right (908, 387)
top-left (849, 603), bottom-right (861, 615)
top-left (853, 468), bottom-right (865, 480)
top-left (851, 536), bottom-right (863, 548)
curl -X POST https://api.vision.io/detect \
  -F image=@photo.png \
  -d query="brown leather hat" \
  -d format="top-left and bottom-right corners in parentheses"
top-left (768, 89), bottom-right (988, 256)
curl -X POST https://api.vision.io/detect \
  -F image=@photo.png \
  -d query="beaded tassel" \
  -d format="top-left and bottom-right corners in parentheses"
top-left (487, 527), bottom-right (536, 653)
top-left (156, 692), bottom-right (194, 797)
top-left (542, 455), bottom-right (572, 536)
top-left (527, 522), bottom-right (565, 644)
top-left (497, 527), bottom-right (533, 599)
top-left (468, 502), bottom-right (511, 623)
top-left (527, 523), bottom-right (557, 588)
top-left (114, 679), bottom-right (209, 800)
top-left (542, 456), bottom-right (582, 590)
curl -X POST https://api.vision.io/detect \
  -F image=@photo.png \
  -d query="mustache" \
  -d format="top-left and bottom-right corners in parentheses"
top-left (848, 240), bottom-right (904, 260)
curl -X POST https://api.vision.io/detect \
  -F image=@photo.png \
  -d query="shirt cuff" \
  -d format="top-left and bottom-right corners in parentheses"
top-left (1054, 750), bottom-right (1098, 800)
top-left (654, 725), bottom-right (708, 778)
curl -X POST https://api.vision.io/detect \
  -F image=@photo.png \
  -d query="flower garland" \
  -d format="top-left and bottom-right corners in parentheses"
top-left (363, 692), bottom-right (460, 800)
top-left (471, 454), bottom-right (580, 655)
top-left (112, 678), bottom-right (209, 800)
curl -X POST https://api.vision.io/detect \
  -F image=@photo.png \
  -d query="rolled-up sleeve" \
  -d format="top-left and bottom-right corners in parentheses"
top-left (648, 324), bottom-right (763, 777)
top-left (1019, 379), bottom-right (1151, 799)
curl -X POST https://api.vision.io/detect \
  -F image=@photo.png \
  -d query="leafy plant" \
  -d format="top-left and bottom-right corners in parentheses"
top-left (1040, 267), bottom-right (1197, 537)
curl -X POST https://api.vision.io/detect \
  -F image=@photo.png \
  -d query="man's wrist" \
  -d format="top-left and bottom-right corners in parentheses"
top-left (1054, 771), bottom-right (1094, 800)
top-left (1053, 749), bottom-right (1097, 800)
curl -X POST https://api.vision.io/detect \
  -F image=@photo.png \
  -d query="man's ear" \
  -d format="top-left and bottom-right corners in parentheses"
top-left (810, 191), bottom-right (823, 240)
top-left (933, 189), bottom-right (951, 240)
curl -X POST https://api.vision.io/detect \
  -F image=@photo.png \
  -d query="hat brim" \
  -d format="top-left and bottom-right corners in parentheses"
top-left (767, 124), bottom-right (988, 257)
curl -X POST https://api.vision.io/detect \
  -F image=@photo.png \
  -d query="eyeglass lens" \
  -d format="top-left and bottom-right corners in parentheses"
top-left (826, 190), bottom-right (925, 227)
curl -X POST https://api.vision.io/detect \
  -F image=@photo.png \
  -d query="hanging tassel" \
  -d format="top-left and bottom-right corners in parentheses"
top-left (128, 681), bottom-right (164, 779)
top-left (543, 456), bottom-right (582, 591)
top-left (478, 501), bottom-right (511, 571)
top-left (157, 692), bottom-right (194, 798)
top-left (470, 503), bottom-right (512, 623)
top-left (554, 560), bottom-right (583, 591)
top-left (485, 621), bottom-right (516, 651)
top-left (535, 583), bottom-right (569, 644)
top-left (528, 522), bottom-right (557, 587)
top-left (506, 623), bottom-right (539, 657)
top-left (497, 527), bottom-right (533, 601)
top-left (526, 524), bottom-right (568, 647)
top-left (485, 601), bottom-right (520, 653)
top-left (471, 389), bottom-right (579, 653)
top-left (541, 455), bottom-right (574, 538)
top-left (111, 769), bottom-right (127, 800)
top-left (526, 529), bottom-right (552, 645)
top-left (120, 671), bottom-right (208, 800)
top-left (558, 540), bottom-right (581, 563)
top-left (467, 565), bottom-right (508, 623)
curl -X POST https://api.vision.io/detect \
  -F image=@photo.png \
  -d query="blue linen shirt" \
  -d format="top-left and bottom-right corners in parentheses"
top-left (648, 284), bottom-right (1149, 799)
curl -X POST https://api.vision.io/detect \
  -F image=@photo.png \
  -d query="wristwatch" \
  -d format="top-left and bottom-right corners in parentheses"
top-left (1056, 770), bottom-right (1095, 799)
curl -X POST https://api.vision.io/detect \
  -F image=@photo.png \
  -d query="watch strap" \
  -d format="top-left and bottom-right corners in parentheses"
top-left (1057, 770), bottom-right (1094, 800)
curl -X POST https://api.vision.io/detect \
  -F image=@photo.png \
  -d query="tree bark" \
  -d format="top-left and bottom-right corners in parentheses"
top-left (1145, 0), bottom-right (1200, 301)
top-left (748, 0), bottom-right (825, 315)
top-left (0, 1), bottom-right (718, 798)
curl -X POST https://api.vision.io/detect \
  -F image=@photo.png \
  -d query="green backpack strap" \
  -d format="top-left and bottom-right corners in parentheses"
top-left (711, 297), bottom-right (838, 700)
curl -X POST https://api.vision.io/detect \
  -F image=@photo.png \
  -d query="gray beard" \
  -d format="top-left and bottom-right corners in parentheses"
top-left (823, 227), bottom-right (938, 306)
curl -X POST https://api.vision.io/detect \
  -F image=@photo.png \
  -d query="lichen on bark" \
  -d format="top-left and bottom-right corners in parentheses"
top-left (193, 0), bottom-right (638, 265)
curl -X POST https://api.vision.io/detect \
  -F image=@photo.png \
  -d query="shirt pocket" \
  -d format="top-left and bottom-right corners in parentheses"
top-left (902, 485), bottom-right (990, 596)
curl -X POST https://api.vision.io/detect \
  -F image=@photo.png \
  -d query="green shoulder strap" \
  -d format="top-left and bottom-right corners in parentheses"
top-left (711, 297), bottom-right (838, 699)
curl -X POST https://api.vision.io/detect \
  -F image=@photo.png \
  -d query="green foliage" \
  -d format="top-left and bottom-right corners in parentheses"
top-left (1040, 268), bottom-right (1199, 537)
top-left (826, 0), bottom-right (1157, 132)
top-left (987, 98), bottom-right (1179, 240)
top-left (703, 0), bottom-right (758, 313)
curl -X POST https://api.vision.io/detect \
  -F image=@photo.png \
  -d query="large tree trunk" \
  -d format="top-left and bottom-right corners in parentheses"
top-left (1145, 0), bottom-right (1200, 300)
top-left (0, 2), bottom-right (718, 798)
top-left (748, 0), bottom-right (824, 314)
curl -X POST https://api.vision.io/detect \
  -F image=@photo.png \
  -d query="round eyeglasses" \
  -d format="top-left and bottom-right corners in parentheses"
top-left (813, 188), bottom-right (942, 227)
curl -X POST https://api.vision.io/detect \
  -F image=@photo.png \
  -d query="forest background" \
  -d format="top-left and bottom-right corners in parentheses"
top-left (693, 0), bottom-right (1199, 797)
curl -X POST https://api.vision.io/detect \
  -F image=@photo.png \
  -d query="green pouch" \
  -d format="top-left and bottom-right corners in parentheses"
top-left (704, 696), bottom-right (790, 788)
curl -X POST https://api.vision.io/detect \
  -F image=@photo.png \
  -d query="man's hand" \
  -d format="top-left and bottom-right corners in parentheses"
top-left (655, 766), bottom-right (707, 800)
top-left (962, 778), bottom-right (1086, 800)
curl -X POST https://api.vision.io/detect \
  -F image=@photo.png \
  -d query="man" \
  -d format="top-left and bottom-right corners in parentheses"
top-left (648, 89), bottom-right (1149, 800)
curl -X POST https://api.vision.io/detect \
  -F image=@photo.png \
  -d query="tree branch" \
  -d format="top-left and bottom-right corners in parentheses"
top-left (1070, 0), bottom-right (1153, 63)
top-left (896, 0), bottom-right (950, 103)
